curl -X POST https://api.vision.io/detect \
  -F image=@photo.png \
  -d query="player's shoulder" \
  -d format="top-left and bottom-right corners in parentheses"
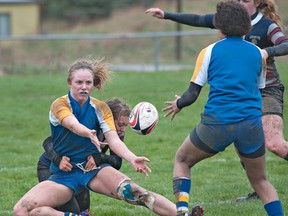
top-left (260, 16), bottom-right (274, 24)
top-left (90, 97), bottom-right (108, 108)
top-left (90, 97), bottom-right (111, 114)
top-left (257, 16), bottom-right (276, 29)
top-left (51, 95), bottom-right (69, 108)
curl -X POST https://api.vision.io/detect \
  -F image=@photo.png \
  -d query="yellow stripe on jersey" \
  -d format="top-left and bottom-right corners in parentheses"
top-left (191, 47), bottom-right (208, 83)
top-left (50, 95), bottom-right (74, 124)
top-left (90, 97), bottom-right (116, 132)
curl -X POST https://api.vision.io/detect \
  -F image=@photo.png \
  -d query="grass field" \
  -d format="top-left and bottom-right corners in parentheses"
top-left (0, 62), bottom-right (287, 215)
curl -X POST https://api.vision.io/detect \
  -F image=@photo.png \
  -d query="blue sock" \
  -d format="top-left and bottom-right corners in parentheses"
top-left (64, 212), bottom-right (78, 216)
top-left (173, 177), bottom-right (191, 214)
top-left (264, 200), bottom-right (284, 216)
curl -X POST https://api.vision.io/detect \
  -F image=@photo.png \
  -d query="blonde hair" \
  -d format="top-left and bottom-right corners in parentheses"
top-left (256, 0), bottom-right (283, 30)
top-left (67, 56), bottom-right (112, 90)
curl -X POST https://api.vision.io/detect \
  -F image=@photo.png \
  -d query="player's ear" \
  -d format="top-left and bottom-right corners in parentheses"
top-left (67, 80), bottom-right (71, 87)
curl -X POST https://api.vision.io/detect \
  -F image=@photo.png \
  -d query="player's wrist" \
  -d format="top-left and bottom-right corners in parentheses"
top-left (52, 154), bottom-right (63, 167)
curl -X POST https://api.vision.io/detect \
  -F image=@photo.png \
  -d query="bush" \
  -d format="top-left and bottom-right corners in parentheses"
top-left (41, 0), bottom-right (156, 22)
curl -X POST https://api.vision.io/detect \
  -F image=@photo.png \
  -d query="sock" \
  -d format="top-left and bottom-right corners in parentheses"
top-left (64, 212), bottom-right (78, 216)
top-left (264, 200), bottom-right (284, 216)
top-left (173, 177), bottom-right (191, 215)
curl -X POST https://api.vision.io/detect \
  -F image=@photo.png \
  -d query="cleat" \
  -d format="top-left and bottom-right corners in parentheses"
top-left (189, 204), bottom-right (204, 216)
top-left (79, 209), bottom-right (93, 216)
top-left (236, 191), bottom-right (260, 202)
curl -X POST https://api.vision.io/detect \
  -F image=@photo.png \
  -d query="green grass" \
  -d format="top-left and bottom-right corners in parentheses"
top-left (0, 65), bottom-right (287, 215)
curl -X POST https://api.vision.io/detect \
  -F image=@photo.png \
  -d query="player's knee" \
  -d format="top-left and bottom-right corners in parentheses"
top-left (14, 199), bottom-right (33, 216)
top-left (116, 179), bottom-right (155, 210)
top-left (14, 199), bottom-right (52, 216)
top-left (265, 139), bottom-right (279, 154)
top-left (13, 204), bottom-right (22, 216)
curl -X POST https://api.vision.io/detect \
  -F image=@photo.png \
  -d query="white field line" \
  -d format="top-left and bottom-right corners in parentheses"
top-left (0, 210), bottom-right (13, 214)
top-left (0, 156), bottom-right (276, 172)
top-left (0, 166), bottom-right (34, 172)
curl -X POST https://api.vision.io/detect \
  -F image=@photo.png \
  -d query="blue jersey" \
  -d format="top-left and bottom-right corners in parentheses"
top-left (191, 37), bottom-right (265, 124)
top-left (49, 91), bottom-right (116, 164)
top-left (165, 12), bottom-right (287, 87)
top-left (204, 13), bottom-right (287, 87)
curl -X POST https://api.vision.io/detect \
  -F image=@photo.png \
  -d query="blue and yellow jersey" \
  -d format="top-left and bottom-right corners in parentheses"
top-left (49, 92), bottom-right (116, 163)
top-left (191, 37), bottom-right (265, 124)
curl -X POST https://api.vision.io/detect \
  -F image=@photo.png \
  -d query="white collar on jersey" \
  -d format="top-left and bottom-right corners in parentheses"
top-left (251, 12), bottom-right (263, 26)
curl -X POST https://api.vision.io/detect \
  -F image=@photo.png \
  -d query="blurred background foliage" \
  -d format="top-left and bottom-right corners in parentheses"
top-left (1, 0), bottom-right (287, 75)
top-left (41, 0), bottom-right (156, 22)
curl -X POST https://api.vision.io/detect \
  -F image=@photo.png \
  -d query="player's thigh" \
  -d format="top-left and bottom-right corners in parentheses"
top-left (16, 180), bottom-right (73, 208)
top-left (176, 135), bottom-right (214, 167)
top-left (88, 166), bottom-right (130, 198)
top-left (238, 154), bottom-right (266, 183)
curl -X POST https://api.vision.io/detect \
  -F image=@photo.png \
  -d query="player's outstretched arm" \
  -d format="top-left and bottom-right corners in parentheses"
top-left (146, 7), bottom-right (215, 28)
top-left (163, 83), bottom-right (202, 121)
top-left (162, 95), bottom-right (181, 121)
top-left (145, 8), bottom-right (165, 19)
top-left (104, 130), bottom-right (151, 176)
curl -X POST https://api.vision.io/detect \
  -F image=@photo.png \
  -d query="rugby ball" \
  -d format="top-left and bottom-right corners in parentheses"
top-left (129, 102), bottom-right (159, 135)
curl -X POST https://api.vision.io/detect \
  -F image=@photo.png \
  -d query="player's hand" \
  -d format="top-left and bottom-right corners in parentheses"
top-left (261, 49), bottom-right (268, 60)
top-left (145, 8), bottom-right (165, 19)
top-left (85, 155), bottom-right (97, 171)
top-left (59, 156), bottom-right (73, 172)
top-left (162, 95), bottom-right (181, 121)
top-left (99, 141), bottom-right (108, 150)
top-left (89, 130), bottom-right (101, 152)
top-left (260, 49), bottom-right (268, 73)
top-left (131, 157), bottom-right (151, 176)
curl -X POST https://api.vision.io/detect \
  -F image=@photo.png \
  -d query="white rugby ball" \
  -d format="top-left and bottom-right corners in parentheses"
top-left (129, 102), bottom-right (159, 135)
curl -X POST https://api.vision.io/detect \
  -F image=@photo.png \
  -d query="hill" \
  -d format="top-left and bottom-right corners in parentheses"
top-left (2, 0), bottom-right (288, 75)
top-left (43, 0), bottom-right (288, 34)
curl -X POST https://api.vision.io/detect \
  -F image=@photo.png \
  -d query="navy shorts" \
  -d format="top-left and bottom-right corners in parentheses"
top-left (49, 162), bottom-right (110, 195)
top-left (190, 117), bottom-right (265, 158)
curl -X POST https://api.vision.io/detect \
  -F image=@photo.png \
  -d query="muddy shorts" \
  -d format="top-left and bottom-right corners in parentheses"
top-left (190, 117), bottom-right (265, 158)
top-left (262, 85), bottom-right (284, 117)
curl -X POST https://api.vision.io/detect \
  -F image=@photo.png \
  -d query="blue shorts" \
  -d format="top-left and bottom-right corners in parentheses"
top-left (190, 117), bottom-right (265, 158)
top-left (49, 162), bottom-right (110, 195)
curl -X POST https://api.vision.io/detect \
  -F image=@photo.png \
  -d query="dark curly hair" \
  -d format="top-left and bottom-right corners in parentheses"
top-left (214, 1), bottom-right (251, 36)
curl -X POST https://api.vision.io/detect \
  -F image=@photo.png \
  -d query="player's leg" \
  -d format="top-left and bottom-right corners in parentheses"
top-left (239, 154), bottom-right (284, 215)
top-left (75, 190), bottom-right (91, 215)
top-left (261, 85), bottom-right (288, 160)
top-left (56, 197), bottom-right (80, 214)
top-left (88, 166), bottom-right (176, 216)
top-left (262, 114), bottom-right (288, 159)
top-left (173, 134), bottom-right (214, 216)
top-left (37, 158), bottom-right (81, 214)
top-left (235, 117), bottom-right (284, 215)
top-left (237, 88), bottom-right (288, 201)
top-left (14, 180), bottom-right (74, 216)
